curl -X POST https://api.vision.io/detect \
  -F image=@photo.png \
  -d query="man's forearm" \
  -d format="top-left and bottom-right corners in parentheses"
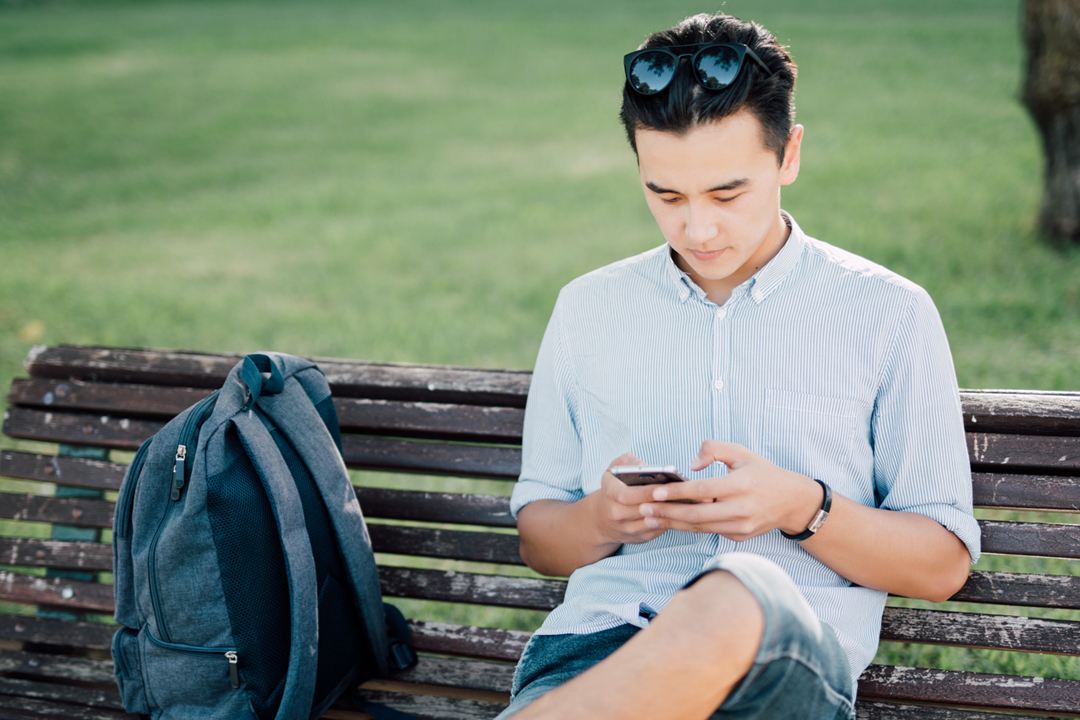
top-left (518, 496), bottom-right (622, 577)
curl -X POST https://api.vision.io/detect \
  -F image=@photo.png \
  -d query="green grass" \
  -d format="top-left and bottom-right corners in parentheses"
top-left (1, 0), bottom-right (1079, 683)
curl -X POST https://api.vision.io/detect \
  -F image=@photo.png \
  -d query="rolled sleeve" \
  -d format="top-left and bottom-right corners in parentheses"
top-left (511, 293), bottom-right (586, 519)
top-left (872, 288), bottom-right (981, 565)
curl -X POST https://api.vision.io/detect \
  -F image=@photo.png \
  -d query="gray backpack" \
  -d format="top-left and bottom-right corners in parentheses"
top-left (112, 353), bottom-right (415, 719)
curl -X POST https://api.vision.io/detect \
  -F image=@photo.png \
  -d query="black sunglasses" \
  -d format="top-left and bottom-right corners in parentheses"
top-left (623, 43), bottom-right (774, 96)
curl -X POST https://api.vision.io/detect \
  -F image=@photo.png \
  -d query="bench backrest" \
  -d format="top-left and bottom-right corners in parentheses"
top-left (2, 345), bottom-right (1080, 718)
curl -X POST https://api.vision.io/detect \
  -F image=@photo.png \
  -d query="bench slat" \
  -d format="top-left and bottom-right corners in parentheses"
top-left (6, 453), bottom-right (1080, 518)
top-left (0, 452), bottom-right (125, 492)
top-left (9, 379), bottom-right (527, 444)
top-left (408, 621), bottom-right (530, 663)
top-left (962, 391), bottom-right (1080, 437)
top-left (377, 567), bottom-right (565, 611)
top-left (347, 689), bottom-right (505, 720)
top-left (0, 615), bottom-right (113, 651)
top-left (856, 702), bottom-right (1045, 720)
top-left (0, 572), bottom-right (113, 615)
top-left (879, 607), bottom-right (1080, 654)
top-left (980, 520), bottom-right (1080, 559)
top-left (355, 488), bottom-right (516, 528)
top-left (0, 538), bottom-right (111, 572)
top-left (971, 472), bottom-right (1080, 511)
top-left (24, 346), bottom-right (533, 407)
top-left (0, 676), bottom-right (129, 714)
top-left (858, 664), bottom-right (1080, 716)
top-left (0, 692), bottom-right (133, 720)
top-left (0, 649), bottom-right (114, 685)
top-left (370, 525), bottom-right (521, 566)
top-left (10, 405), bottom-right (1080, 476)
top-left (0, 493), bottom-right (114, 530)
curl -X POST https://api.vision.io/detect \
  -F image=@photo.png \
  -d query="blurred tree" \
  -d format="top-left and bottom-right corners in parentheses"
top-left (1022, 0), bottom-right (1080, 244)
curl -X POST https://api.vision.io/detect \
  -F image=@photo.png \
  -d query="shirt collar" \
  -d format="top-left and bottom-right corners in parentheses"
top-left (662, 211), bottom-right (806, 305)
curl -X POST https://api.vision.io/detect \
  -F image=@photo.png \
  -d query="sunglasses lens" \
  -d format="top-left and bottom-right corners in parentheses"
top-left (628, 52), bottom-right (676, 95)
top-left (694, 45), bottom-right (741, 90)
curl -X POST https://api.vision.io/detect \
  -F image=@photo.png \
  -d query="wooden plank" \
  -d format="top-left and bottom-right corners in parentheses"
top-left (972, 472), bottom-right (1080, 512)
top-left (0, 573), bottom-right (114, 615)
top-left (0, 453), bottom-right (126, 493)
top-left (880, 607), bottom-right (1080, 655)
top-left (0, 493), bottom-right (114, 530)
top-left (347, 689), bottom-right (506, 720)
top-left (968, 432), bottom-right (1080, 473)
top-left (378, 567), bottom-right (565, 610)
top-left (0, 695), bottom-right (133, 720)
top-left (355, 488), bottom-right (515, 528)
top-left (961, 390), bottom-right (1080, 437)
top-left (0, 539), bottom-right (112, 572)
top-left (23, 346), bottom-right (532, 407)
top-left (979, 520), bottom-right (1080, 559)
top-left (370, 525), bottom-right (522, 566)
top-left (0, 616), bottom-right (113, 652)
top-left (407, 621), bottom-right (531, 663)
top-left (9, 380), bottom-right (526, 445)
top-left (858, 665), bottom-right (1080, 716)
top-left (0, 649), bottom-right (114, 685)
top-left (950, 571), bottom-right (1080, 609)
top-left (343, 436), bottom-right (520, 480)
top-left (1, 408), bottom-right (162, 453)
top-left (857, 701), bottom-right (1051, 720)
top-left (0, 677), bottom-right (130, 717)
top-left (391, 655), bottom-right (515, 693)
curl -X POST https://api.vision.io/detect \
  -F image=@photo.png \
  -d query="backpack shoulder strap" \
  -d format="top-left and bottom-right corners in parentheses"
top-left (256, 375), bottom-right (390, 675)
top-left (231, 409), bottom-right (320, 720)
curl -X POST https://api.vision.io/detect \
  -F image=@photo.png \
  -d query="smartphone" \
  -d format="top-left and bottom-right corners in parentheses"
top-left (609, 465), bottom-right (690, 486)
top-left (610, 465), bottom-right (696, 503)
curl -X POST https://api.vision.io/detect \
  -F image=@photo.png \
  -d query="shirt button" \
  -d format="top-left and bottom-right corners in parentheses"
top-left (716, 308), bottom-right (727, 320)
top-left (713, 379), bottom-right (724, 390)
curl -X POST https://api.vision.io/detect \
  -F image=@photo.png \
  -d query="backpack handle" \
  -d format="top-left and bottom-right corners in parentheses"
top-left (240, 354), bottom-right (285, 406)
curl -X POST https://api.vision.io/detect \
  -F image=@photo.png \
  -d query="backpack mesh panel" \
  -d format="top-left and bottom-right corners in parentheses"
top-left (206, 429), bottom-right (290, 720)
top-left (268, 422), bottom-right (367, 705)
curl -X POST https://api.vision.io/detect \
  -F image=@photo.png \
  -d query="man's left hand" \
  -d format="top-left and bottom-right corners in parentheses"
top-left (639, 440), bottom-right (822, 542)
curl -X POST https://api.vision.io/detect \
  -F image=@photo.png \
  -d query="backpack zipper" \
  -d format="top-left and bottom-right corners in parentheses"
top-left (114, 438), bottom-right (152, 539)
top-left (147, 391), bottom-right (219, 642)
top-left (144, 631), bottom-right (240, 689)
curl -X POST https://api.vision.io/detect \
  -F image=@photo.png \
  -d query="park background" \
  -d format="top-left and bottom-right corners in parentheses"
top-left (1, 0), bottom-right (1078, 684)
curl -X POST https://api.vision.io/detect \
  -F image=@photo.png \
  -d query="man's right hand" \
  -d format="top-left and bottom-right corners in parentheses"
top-left (590, 453), bottom-right (670, 546)
top-left (517, 453), bottom-right (669, 577)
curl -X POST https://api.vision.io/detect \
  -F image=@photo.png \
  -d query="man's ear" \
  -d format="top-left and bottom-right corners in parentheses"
top-left (779, 124), bottom-right (803, 186)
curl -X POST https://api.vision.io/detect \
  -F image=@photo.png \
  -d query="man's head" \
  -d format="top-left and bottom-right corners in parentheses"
top-left (619, 13), bottom-right (797, 165)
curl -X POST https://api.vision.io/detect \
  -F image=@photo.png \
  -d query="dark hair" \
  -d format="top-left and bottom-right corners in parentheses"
top-left (619, 13), bottom-right (797, 164)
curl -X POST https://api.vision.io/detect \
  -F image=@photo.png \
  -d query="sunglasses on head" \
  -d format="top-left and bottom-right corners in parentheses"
top-left (623, 42), bottom-right (774, 96)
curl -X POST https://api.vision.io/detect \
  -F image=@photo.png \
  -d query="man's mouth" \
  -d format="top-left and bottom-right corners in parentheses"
top-left (690, 247), bottom-right (727, 262)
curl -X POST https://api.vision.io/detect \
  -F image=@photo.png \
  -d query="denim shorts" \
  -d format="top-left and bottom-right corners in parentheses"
top-left (494, 552), bottom-right (855, 720)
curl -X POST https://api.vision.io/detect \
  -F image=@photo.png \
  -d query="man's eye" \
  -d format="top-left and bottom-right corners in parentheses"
top-left (660, 196), bottom-right (681, 205)
top-left (715, 193), bottom-right (742, 204)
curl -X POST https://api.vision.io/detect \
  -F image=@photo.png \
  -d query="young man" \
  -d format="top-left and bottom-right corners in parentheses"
top-left (500, 13), bottom-right (981, 720)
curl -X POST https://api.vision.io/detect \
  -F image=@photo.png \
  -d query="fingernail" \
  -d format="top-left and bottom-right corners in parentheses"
top-left (653, 488), bottom-right (668, 501)
top-left (640, 504), bottom-right (654, 516)
top-left (644, 517), bottom-right (659, 528)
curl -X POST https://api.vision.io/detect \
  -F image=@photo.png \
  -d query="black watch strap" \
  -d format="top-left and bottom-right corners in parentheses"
top-left (781, 479), bottom-right (832, 541)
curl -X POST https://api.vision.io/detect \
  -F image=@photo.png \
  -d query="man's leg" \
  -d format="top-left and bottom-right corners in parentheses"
top-left (511, 569), bottom-right (763, 720)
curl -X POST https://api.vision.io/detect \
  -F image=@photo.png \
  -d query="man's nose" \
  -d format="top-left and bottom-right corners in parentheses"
top-left (685, 206), bottom-right (719, 243)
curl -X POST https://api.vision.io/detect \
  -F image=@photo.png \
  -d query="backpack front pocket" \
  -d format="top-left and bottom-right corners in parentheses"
top-left (140, 629), bottom-right (252, 718)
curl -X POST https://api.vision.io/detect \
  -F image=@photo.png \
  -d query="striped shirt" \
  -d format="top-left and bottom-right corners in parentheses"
top-left (510, 214), bottom-right (982, 688)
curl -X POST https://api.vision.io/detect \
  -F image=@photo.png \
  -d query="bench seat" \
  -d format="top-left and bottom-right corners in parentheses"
top-left (1, 345), bottom-right (1078, 719)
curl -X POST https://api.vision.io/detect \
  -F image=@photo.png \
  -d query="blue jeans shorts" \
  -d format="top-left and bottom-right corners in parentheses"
top-left (494, 552), bottom-right (855, 720)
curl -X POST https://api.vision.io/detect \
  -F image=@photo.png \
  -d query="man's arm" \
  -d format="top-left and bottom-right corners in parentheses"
top-left (639, 441), bottom-right (972, 602)
top-left (518, 453), bottom-right (668, 577)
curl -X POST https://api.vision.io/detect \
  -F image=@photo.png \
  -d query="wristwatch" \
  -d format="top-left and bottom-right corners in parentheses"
top-left (780, 479), bottom-right (832, 541)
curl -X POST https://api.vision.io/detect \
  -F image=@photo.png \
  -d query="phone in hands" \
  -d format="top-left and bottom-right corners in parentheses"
top-left (610, 465), bottom-right (697, 503)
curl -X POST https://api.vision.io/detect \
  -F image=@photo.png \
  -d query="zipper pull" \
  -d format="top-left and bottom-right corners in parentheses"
top-left (171, 446), bottom-right (187, 501)
top-left (225, 651), bottom-right (239, 689)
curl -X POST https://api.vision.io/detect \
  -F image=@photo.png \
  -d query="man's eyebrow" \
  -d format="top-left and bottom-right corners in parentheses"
top-left (645, 178), bottom-right (750, 195)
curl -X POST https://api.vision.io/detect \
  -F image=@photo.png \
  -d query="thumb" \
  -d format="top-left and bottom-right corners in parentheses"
top-left (691, 440), bottom-right (749, 472)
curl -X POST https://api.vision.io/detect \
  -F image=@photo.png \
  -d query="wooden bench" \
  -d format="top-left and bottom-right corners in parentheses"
top-left (0, 344), bottom-right (1078, 719)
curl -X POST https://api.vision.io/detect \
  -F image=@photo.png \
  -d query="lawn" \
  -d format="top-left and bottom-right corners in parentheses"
top-left (1, 0), bottom-right (1078, 682)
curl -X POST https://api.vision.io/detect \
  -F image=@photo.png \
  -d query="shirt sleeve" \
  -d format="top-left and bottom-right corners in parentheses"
top-left (872, 287), bottom-right (982, 564)
top-left (511, 292), bottom-right (586, 519)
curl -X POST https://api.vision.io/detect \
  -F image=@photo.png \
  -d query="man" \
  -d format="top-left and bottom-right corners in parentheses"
top-left (500, 12), bottom-right (981, 720)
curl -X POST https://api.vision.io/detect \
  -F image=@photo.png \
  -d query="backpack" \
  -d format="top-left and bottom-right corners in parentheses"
top-left (111, 352), bottom-right (417, 719)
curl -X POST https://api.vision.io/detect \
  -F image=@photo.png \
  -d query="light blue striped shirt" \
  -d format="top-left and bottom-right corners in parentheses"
top-left (511, 214), bottom-right (982, 687)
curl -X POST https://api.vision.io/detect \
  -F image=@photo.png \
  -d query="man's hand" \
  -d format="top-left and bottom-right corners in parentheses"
top-left (590, 453), bottom-right (671, 546)
top-left (637, 441), bottom-right (821, 542)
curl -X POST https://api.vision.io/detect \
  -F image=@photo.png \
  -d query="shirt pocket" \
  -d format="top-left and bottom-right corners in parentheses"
top-left (760, 389), bottom-right (863, 485)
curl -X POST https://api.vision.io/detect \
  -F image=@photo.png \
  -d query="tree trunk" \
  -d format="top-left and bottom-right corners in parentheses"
top-left (1022, 0), bottom-right (1080, 244)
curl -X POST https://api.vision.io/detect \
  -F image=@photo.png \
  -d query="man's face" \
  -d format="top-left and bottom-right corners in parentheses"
top-left (636, 111), bottom-right (802, 302)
